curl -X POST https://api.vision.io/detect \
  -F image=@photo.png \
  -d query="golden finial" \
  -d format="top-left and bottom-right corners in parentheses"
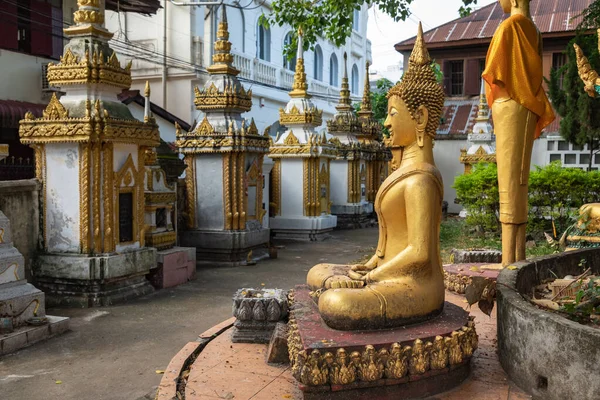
top-left (409, 22), bottom-right (432, 66)
top-left (144, 80), bottom-right (151, 98)
top-left (476, 80), bottom-right (489, 120)
top-left (207, 5), bottom-right (239, 76)
top-left (336, 52), bottom-right (351, 110)
top-left (359, 62), bottom-right (372, 114)
top-left (289, 29), bottom-right (309, 98)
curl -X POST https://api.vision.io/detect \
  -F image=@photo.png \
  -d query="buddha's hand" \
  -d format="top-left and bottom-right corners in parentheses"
top-left (324, 275), bottom-right (365, 289)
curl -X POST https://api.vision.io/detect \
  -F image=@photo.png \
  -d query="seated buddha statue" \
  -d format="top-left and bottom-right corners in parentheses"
top-left (306, 23), bottom-right (446, 331)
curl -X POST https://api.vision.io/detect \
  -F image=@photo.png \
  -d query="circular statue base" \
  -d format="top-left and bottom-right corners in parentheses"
top-left (287, 285), bottom-right (478, 398)
top-left (444, 263), bottom-right (500, 294)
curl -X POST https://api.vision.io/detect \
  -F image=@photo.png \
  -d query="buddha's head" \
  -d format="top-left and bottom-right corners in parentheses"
top-left (499, 0), bottom-right (530, 14)
top-left (384, 22), bottom-right (444, 148)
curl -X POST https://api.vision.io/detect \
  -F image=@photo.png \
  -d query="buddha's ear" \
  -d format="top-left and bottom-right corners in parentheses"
top-left (416, 105), bottom-right (429, 130)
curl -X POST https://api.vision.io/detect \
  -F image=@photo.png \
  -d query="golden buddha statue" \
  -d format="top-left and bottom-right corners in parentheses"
top-left (306, 23), bottom-right (446, 331)
top-left (482, 0), bottom-right (555, 266)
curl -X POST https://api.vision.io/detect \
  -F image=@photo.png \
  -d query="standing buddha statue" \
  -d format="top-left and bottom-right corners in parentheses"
top-left (306, 23), bottom-right (446, 331)
top-left (482, 0), bottom-right (555, 266)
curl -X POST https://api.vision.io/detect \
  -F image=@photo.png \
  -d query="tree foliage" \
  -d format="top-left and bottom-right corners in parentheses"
top-left (454, 162), bottom-right (600, 237)
top-left (548, 33), bottom-right (600, 171)
top-left (578, 0), bottom-right (600, 30)
top-left (261, 0), bottom-right (479, 58)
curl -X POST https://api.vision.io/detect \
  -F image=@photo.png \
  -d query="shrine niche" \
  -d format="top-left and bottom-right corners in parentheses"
top-left (246, 159), bottom-right (265, 222)
top-left (114, 154), bottom-right (141, 246)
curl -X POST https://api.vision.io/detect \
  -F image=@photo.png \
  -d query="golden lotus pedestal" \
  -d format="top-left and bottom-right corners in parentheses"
top-left (288, 286), bottom-right (477, 399)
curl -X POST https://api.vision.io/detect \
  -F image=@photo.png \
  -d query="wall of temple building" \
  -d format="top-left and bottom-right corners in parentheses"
top-left (0, 179), bottom-right (40, 280)
top-left (330, 160), bottom-right (349, 206)
top-left (193, 155), bottom-right (224, 229)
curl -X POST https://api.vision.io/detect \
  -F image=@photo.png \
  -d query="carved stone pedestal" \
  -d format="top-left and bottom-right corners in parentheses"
top-left (331, 203), bottom-right (375, 230)
top-left (288, 286), bottom-right (477, 398)
top-left (231, 288), bottom-right (289, 343)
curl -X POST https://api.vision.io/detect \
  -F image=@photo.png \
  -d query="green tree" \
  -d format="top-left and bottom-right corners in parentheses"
top-left (261, 0), bottom-right (479, 58)
top-left (548, 33), bottom-right (600, 171)
top-left (579, 0), bottom-right (600, 29)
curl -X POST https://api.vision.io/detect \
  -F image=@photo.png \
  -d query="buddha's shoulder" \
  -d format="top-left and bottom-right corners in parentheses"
top-left (390, 163), bottom-right (442, 187)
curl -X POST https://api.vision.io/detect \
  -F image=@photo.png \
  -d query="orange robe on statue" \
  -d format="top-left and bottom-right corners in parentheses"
top-left (482, 14), bottom-right (555, 138)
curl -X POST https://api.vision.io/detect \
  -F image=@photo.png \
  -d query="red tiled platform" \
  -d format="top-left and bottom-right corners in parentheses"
top-left (158, 292), bottom-right (531, 400)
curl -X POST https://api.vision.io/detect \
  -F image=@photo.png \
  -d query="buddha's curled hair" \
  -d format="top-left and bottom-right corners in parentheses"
top-left (387, 22), bottom-right (445, 137)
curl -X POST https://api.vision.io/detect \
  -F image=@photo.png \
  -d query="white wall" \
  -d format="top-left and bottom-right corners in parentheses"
top-left (433, 139), bottom-right (468, 214)
top-left (45, 143), bottom-right (81, 253)
top-left (194, 155), bottom-right (224, 229)
top-left (280, 159), bottom-right (303, 217)
top-left (330, 159), bottom-right (348, 206)
top-left (0, 50), bottom-right (54, 104)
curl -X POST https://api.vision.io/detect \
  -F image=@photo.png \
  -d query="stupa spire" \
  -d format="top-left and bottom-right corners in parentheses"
top-left (358, 62), bottom-right (373, 116)
top-left (207, 5), bottom-right (239, 76)
top-left (476, 80), bottom-right (489, 121)
top-left (289, 28), bottom-right (309, 98)
top-left (335, 53), bottom-right (352, 111)
top-left (64, 0), bottom-right (112, 38)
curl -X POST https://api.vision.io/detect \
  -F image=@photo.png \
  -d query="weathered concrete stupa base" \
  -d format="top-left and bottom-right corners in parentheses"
top-left (33, 249), bottom-right (155, 307)
top-left (270, 215), bottom-right (337, 241)
top-left (181, 226), bottom-right (269, 266)
top-left (331, 203), bottom-right (375, 230)
top-left (288, 286), bottom-right (477, 398)
top-left (0, 208), bottom-right (69, 355)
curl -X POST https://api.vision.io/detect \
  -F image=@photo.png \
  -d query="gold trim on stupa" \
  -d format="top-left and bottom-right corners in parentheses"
top-left (47, 0), bottom-right (131, 88)
top-left (357, 62), bottom-right (382, 143)
top-left (193, 83), bottom-right (253, 112)
top-left (327, 53), bottom-right (361, 135)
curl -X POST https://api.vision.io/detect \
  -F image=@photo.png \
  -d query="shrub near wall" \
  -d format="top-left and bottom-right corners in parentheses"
top-left (454, 162), bottom-right (600, 237)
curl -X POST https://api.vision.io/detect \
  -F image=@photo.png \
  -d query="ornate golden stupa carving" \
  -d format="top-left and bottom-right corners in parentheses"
top-left (306, 22), bottom-right (447, 330)
top-left (278, 29), bottom-right (324, 128)
top-left (356, 62), bottom-right (382, 143)
top-left (326, 53), bottom-right (361, 135)
top-left (176, 5), bottom-right (269, 235)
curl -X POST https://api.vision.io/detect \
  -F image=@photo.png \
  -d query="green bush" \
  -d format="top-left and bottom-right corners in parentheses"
top-left (453, 163), bottom-right (500, 232)
top-left (453, 162), bottom-right (600, 237)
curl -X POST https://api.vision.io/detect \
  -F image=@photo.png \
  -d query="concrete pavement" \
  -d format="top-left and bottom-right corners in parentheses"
top-left (0, 228), bottom-right (378, 400)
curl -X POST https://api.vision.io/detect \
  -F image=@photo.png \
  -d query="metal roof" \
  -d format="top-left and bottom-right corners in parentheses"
top-left (396, 0), bottom-right (593, 51)
top-left (0, 100), bottom-right (45, 129)
top-left (106, 0), bottom-right (161, 15)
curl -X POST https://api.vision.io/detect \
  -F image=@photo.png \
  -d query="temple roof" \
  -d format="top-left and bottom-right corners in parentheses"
top-left (395, 0), bottom-right (593, 51)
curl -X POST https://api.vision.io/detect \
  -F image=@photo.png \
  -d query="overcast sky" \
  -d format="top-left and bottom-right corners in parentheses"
top-left (366, 0), bottom-right (497, 81)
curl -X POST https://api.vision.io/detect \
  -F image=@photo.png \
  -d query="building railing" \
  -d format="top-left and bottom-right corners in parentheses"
top-left (281, 69), bottom-right (294, 90)
top-left (255, 58), bottom-right (278, 86)
top-left (352, 31), bottom-right (364, 51)
top-left (310, 80), bottom-right (329, 95)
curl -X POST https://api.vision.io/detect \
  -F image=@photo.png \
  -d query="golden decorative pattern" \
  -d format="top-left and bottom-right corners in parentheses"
top-left (79, 143), bottom-right (91, 254)
top-left (145, 192), bottom-right (177, 204)
top-left (114, 154), bottom-right (139, 245)
top-left (74, 9), bottom-right (104, 24)
top-left (443, 271), bottom-right (471, 294)
top-left (102, 142), bottom-right (114, 253)
top-left (238, 152), bottom-right (246, 229)
top-left (20, 99), bottom-right (159, 147)
top-left (206, 6), bottom-right (240, 76)
top-left (194, 83), bottom-right (252, 112)
top-left (137, 147), bottom-right (146, 247)
top-left (279, 105), bottom-right (323, 127)
top-left (283, 131), bottom-right (300, 145)
top-left (247, 158), bottom-right (263, 221)
top-left (92, 142), bottom-right (101, 252)
top-left (288, 315), bottom-right (478, 387)
top-left (270, 159), bottom-right (281, 216)
top-left (144, 231), bottom-right (176, 250)
top-left (184, 156), bottom-right (196, 229)
top-left (223, 153), bottom-right (232, 230)
top-left (46, 48), bottom-right (131, 89)
top-left (459, 147), bottom-right (497, 174)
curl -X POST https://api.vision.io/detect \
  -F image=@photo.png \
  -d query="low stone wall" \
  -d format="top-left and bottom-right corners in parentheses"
top-left (0, 179), bottom-right (39, 280)
top-left (497, 249), bottom-right (600, 400)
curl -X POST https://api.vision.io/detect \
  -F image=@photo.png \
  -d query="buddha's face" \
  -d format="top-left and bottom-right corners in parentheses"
top-left (384, 95), bottom-right (428, 148)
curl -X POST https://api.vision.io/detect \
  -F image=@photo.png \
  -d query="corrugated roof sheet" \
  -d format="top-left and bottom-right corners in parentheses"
top-left (106, 0), bottom-right (161, 15)
top-left (0, 100), bottom-right (45, 129)
top-left (396, 0), bottom-right (593, 49)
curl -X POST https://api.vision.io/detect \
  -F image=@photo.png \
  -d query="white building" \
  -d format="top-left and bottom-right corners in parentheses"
top-left (105, 0), bottom-right (373, 136)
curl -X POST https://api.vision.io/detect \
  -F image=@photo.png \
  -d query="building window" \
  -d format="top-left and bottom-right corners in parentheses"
top-left (258, 24), bottom-right (271, 61)
top-left (156, 208), bottom-right (167, 229)
top-left (564, 154), bottom-right (576, 164)
top-left (558, 141), bottom-right (569, 151)
top-left (353, 8), bottom-right (360, 31)
top-left (449, 60), bottom-right (464, 96)
top-left (313, 45), bottom-right (323, 81)
top-left (552, 52), bottom-right (567, 88)
top-left (118, 193), bottom-right (134, 243)
top-left (351, 64), bottom-right (359, 95)
top-left (283, 32), bottom-right (296, 71)
top-left (581, 154), bottom-right (590, 165)
top-left (547, 141), bottom-right (555, 151)
top-left (329, 54), bottom-right (339, 87)
top-left (549, 154), bottom-right (561, 163)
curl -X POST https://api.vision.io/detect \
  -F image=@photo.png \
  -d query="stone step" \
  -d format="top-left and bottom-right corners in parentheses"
top-left (0, 315), bottom-right (69, 356)
top-left (0, 282), bottom-right (46, 327)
